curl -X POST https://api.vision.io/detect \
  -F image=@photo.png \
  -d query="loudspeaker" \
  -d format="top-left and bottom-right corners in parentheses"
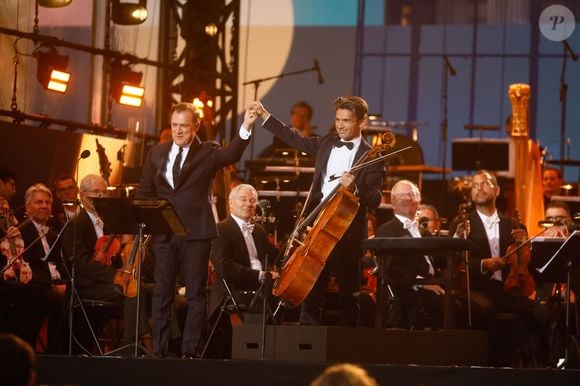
top-left (232, 325), bottom-right (488, 366)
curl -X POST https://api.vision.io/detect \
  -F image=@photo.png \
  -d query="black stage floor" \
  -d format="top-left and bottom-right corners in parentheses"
top-left (37, 355), bottom-right (580, 386)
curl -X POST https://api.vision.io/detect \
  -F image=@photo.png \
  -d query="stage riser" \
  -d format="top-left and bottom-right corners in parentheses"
top-left (232, 325), bottom-right (488, 366)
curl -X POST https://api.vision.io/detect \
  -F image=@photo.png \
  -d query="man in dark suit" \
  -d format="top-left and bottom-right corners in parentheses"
top-left (61, 174), bottom-right (150, 350)
top-left (247, 96), bottom-right (384, 326)
top-left (137, 102), bottom-right (255, 357)
top-left (375, 180), bottom-right (448, 328)
top-left (20, 183), bottom-right (65, 352)
top-left (449, 170), bottom-right (550, 366)
top-left (206, 184), bottom-right (278, 357)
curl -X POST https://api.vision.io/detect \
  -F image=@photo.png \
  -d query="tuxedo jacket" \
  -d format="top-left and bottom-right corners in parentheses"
top-left (375, 217), bottom-right (435, 286)
top-left (263, 115), bottom-right (383, 242)
top-left (449, 211), bottom-right (518, 291)
top-left (61, 209), bottom-right (117, 288)
top-left (137, 135), bottom-right (249, 241)
top-left (208, 216), bottom-right (278, 317)
top-left (20, 220), bottom-right (61, 288)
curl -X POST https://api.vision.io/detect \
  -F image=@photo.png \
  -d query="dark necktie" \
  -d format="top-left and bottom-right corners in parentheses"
top-left (172, 146), bottom-right (183, 186)
top-left (335, 140), bottom-right (354, 150)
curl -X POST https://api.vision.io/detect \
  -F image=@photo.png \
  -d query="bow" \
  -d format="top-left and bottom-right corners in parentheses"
top-left (334, 140), bottom-right (354, 150)
top-left (241, 222), bottom-right (255, 233)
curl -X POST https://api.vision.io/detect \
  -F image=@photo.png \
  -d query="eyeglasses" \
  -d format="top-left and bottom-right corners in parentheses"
top-left (471, 180), bottom-right (493, 190)
top-left (545, 216), bottom-right (569, 223)
top-left (82, 189), bottom-right (108, 196)
top-left (393, 192), bottom-right (420, 200)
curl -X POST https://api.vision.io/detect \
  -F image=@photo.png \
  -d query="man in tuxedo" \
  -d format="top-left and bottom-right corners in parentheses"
top-left (20, 183), bottom-right (65, 352)
top-left (449, 170), bottom-right (550, 366)
top-left (137, 102), bottom-right (255, 357)
top-left (206, 184), bottom-right (278, 357)
top-left (61, 174), bottom-right (150, 350)
top-left (375, 180), bottom-right (448, 328)
top-left (0, 196), bottom-right (48, 349)
top-left (50, 175), bottom-right (80, 231)
top-left (247, 96), bottom-right (384, 326)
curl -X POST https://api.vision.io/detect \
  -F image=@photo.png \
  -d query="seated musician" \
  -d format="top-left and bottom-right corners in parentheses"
top-left (259, 101), bottom-right (316, 157)
top-left (50, 175), bottom-right (80, 231)
top-left (1, 196), bottom-right (48, 349)
top-left (449, 170), bottom-right (551, 367)
top-left (542, 167), bottom-right (565, 206)
top-left (375, 180), bottom-right (451, 329)
top-left (206, 183), bottom-right (278, 358)
top-left (538, 201), bottom-right (580, 302)
top-left (20, 183), bottom-right (66, 352)
top-left (418, 204), bottom-right (443, 236)
top-left (61, 174), bottom-right (151, 352)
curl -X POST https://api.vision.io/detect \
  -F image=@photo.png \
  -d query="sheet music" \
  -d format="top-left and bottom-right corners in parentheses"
top-left (536, 230), bottom-right (580, 274)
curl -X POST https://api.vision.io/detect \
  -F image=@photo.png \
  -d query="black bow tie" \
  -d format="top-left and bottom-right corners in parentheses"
top-left (335, 140), bottom-right (354, 150)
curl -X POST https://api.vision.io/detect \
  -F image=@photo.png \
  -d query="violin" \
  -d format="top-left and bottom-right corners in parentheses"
top-left (503, 209), bottom-right (535, 297)
top-left (93, 235), bottom-right (121, 266)
top-left (0, 205), bottom-right (33, 284)
top-left (114, 235), bottom-right (151, 297)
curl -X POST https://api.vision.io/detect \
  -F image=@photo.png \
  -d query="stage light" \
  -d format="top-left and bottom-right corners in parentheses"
top-left (112, 0), bottom-right (148, 25)
top-left (36, 49), bottom-right (71, 93)
top-left (205, 23), bottom-right (218, 37)
top-left (38, 0), bottom-right (73, 7)
top-left (110, 61), bottom-right (144, 107)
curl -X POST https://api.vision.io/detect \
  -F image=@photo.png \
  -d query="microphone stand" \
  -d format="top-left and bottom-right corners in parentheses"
top-left (559, 40), bottom-right (577, 172)
top-left (243, 62), bottom-right (320, 100)
top-left (48, 216), bottom-right (104, 356)
top-left (440, 55), bottom-right (455, 205)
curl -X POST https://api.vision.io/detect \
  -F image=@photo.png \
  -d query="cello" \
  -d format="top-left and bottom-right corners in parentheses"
top-left (272, 132), bottom-right (400, 307)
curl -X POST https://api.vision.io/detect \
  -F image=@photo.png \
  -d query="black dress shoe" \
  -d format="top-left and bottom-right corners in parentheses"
top-left (181, 352), bottom-right (196, 359)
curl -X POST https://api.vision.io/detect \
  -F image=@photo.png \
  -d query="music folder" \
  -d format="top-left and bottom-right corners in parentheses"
top-left (535, 231), bottom-right (580, 282)
top-left (91, 197), bottom-right (186, 236)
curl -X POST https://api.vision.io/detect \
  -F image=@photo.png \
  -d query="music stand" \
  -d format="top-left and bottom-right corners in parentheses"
top-left (535, 230), bottom-right (580, 368)
top-left (92, 197), bottom-right (186, 357)
top-left (362, 237), bottom-right (477, 329)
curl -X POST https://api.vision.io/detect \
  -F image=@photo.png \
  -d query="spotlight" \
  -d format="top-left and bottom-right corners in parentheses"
top-left (36, 48), bottom-right (71, 93)
top-left (38, 0), bottom-right (73, 7)
top-left (111, 0), bottom-right (148, 25)
top-left (110, 61), bottom-right (144, 107)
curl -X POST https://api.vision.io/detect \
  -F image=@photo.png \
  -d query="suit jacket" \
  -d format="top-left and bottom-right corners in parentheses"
top-left (208, 216), bottom-right (278, 317)
top-left (136, 135), bottom-right (249, 241)
top-left (375, 217), bottom-right (434, 286)
top-left (61, 209), bottom-right (117, 288)
top-left (20, 220), bottom-right (61, 288)
top-left (449, 211), bottom-right (518, 291)
top-left (263, 115), bottom-right (383, 242)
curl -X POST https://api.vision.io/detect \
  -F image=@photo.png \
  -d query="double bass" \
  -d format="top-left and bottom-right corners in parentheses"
top-left (272, 132), bottom-right (400, 307)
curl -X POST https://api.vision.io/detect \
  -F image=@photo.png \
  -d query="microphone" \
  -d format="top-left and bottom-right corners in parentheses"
top-left (258, 199), bottom-right (271, 212)
top-left (79, 149), bottom-right (91, 159)
top-left (418, 216), bottom-right (430, 230)
top-left (443, 55), bottom-right (457, 76)
top-left (61, 199), bottom-right (80, 207)
top-left (314, 59), bottom-right (324, 85)
top-left (564, 40), bottom-right (578, 62)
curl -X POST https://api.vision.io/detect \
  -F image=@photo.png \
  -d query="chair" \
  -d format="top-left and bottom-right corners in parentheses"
top-left (72, 298), bottom-right (123, 355)
top-left (200, 279), bottom-right (255, 358)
